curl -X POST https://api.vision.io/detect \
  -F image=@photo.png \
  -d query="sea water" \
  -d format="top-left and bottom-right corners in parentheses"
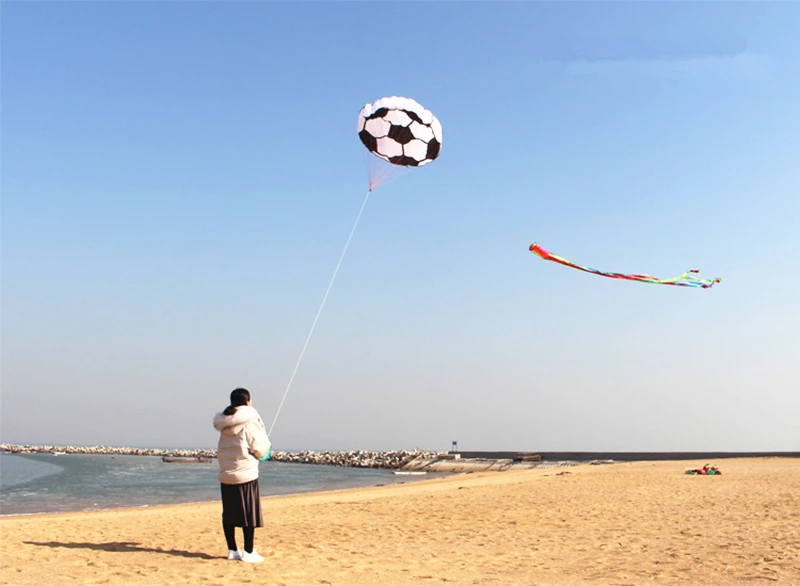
top-left (0, 452), bottom-right (438, 516)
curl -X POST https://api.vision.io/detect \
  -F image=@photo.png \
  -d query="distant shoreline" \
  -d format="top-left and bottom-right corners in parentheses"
top-left (4, 443), bottom-right (797, 470)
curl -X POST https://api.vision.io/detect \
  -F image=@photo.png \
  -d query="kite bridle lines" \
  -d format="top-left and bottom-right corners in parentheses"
top-left (268, 189), bottom-right (372, 436)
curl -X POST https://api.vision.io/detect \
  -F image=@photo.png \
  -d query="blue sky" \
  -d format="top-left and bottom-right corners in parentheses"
top-left (2, 2), bottom-right (798, 451)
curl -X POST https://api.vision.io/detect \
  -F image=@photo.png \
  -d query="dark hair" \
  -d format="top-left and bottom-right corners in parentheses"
top-left (223, 387), bottom-right (251, 416)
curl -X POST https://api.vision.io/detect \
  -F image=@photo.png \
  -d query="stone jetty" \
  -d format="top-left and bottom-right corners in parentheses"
top-left (0, 444), bottom-right (609, 472)
top-left (0, 444), bottom-right (216, 459)
top-left (270, 449), bottom-right (443, 469)
top-left (0, 444), bottom-right (443, 469)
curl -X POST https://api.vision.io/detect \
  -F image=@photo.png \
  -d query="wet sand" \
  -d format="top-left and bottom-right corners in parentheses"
top-left (1, 458), bottom-right (797, 585)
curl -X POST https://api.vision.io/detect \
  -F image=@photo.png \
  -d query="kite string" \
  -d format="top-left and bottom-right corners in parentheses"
top-left (503, 228), bottom-right (529, 247)
top-left (268, 189), bottom-right (372, 436)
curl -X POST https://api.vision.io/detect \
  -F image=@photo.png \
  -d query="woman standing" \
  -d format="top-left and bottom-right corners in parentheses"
top-left (213, 387), bottom-right (271, 562)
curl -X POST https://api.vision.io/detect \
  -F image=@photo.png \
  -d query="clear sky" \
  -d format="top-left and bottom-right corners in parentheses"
top-left (2, 2), bottom-right (798, 452)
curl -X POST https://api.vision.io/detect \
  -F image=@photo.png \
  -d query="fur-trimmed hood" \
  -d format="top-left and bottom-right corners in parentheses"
top-left (213, 405), bottom-right (263, 436)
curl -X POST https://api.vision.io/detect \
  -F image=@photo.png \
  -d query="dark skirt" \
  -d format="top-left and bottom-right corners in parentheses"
top-left (220, 479), bottom-right (263, 527)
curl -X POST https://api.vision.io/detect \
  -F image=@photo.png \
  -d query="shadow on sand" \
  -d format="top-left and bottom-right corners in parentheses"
top-left (24, 540), bottom-right (216, 560)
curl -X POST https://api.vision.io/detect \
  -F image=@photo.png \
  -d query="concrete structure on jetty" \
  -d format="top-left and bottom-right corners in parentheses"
top-left (403, 451), bottom-right (587, 472)
top-left (407, 450), bottom-right (800, 472)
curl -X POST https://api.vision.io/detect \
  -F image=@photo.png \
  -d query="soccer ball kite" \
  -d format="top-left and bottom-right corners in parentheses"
top-left (358, 96), bottom-right (442, 168)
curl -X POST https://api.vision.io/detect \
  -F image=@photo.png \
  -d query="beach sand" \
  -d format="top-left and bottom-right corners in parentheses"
top-left (1, 458), bottom-right (798, 585)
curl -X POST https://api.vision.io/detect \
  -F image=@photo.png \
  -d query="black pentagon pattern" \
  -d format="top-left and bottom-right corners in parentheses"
top-left (404, 109), bottom-right (423, 124)
top-left (359, 130), bottom-right (377, 153)
top-left (389, 155), bottom-right (420, 167)
top-left (426, 138), bottom-right (441, 161)
top-left (369, 108), bottom-right (390, 120)
top-left (388, 124), bottom-right (414, 145)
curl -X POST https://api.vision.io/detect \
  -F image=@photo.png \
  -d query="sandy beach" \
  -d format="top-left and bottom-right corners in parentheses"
top-left (1, 457), bottom-right (798, 586)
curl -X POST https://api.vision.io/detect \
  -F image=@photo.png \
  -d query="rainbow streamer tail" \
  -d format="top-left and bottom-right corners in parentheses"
top-left (529, 243), bottom-right (723, 289)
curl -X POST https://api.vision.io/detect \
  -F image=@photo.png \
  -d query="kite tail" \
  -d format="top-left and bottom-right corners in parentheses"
top-left (529, 242), bottom-right (723, 289)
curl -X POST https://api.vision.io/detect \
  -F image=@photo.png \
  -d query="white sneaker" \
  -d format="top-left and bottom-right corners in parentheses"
top-left (240, 550), bottom-right (264, 563)
top-left (227, 549), bottom-right (243, 560)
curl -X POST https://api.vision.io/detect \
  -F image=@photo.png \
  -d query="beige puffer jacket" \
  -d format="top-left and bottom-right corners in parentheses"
top-left (213, 405), bottom-right (271, 485)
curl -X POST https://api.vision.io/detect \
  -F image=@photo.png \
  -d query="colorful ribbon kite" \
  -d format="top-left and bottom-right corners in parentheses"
top-left (529, 242), bottom-right (723, 289)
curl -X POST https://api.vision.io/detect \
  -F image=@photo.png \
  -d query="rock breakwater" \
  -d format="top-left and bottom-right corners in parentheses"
top-left (271, 450), bottom-right (443, 469)
top-left (0, 444), bottom-right (443, 469)
top-left (0, 444), bottom-right (216, 458)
